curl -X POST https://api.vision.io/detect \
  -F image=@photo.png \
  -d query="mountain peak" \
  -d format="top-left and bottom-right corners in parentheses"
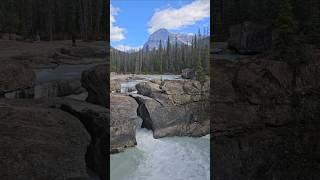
top-left (153, 28), bottom-right (169, 33)
top-left (143, 29), bottom-right (193, 50)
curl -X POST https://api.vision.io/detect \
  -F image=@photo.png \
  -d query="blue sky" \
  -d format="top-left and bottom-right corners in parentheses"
top-left (111, 0), bottom-right (210, 50)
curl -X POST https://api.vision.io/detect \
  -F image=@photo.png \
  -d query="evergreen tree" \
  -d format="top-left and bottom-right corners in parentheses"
top-left (101, 0), bottom-right (108, 40)
top-left (273, 0), bottom-right (303, 65)
top-left (196, 53), bottom-right (206, 85)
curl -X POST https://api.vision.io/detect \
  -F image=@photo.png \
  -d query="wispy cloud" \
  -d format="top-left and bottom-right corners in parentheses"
top-left (148, 0), bottom-right (210, 34)
top-left (111, 5), bottom-right (125, 41)
top-left (114, 44), bottom-right (142, 51)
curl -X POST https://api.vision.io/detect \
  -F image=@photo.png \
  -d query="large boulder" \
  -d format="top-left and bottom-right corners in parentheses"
top-left (0, 99), bottom-right (90, 179)
top-left (0, 97), bottom-right (109, 180)
top-left (181, 68), bottom-right (195, 79)
top-left (0, 63), bottom-right (35, 96)
top-left (110, 79), bottom-right (121, 92)
top-left (110, 94), bottom-right (139, 153)
top-left (57, 98), bottom-right (109, 180)
top-left (131, 79), bottom-right (210, 138)
top-left (228, 21), bottom-right (272, 54)
top-left (81, 64), bottom-right (109, 108)
top-left (136, 82), bottom-right (152, 97)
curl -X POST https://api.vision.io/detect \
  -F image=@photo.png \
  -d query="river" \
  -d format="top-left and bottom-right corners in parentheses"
top-left (110, 128), bottom-right (210, 180)
top-left (34, 64), bottom-right (99, 84)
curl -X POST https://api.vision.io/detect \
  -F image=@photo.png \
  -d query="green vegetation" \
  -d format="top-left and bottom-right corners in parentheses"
top-left (273, 0), bottom-right (303, 64)
top-left (110, 30), bottom-right (210, 75)
top-left (213, 0), bottom-right (320, 48)
top-left (0, 0), bottom-right (108, 40)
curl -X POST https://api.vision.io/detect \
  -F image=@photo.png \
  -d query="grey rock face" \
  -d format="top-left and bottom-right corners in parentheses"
top-left (131, 79), bottom-right (210, 138)
top-left (0, 63), bottom-right (35, 95)
top-left (110, 94), bottom-right (139, 153)
top-left (211, 48), bottom-right (320, 180)
top-left (58, 98), bottom-right (109, 180)
top-left (181, 68), bottom-right (195, 79)
top-left (81, 64), bottom-right (109, 108)
top-left (0, 99), bottom-right (90, 180)
top-left (0, 98), bottom-right (109, 180)
top-left (135, 82), bottom-right (153, 97)
top-left (143, 28), bottom-right (194, 51)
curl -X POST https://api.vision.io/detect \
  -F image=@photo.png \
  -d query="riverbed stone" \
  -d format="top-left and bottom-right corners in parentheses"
top-left (110, 94), bottom-right (139, 153)
top-left (0, 63), bottom-right (35, 96)
top-left (131, 78), bottom-right (210, 138)
top-left (181, 68), bottom-right (195, 79)
top-left (0, 97), bottom-right (109, 180)
top-left (81, 64), bottom-right (109, 108)
top-left (0, 99), bottom-right (90, 179)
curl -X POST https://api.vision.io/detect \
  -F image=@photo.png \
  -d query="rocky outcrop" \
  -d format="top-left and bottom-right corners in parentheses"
top-left (212, 49), bottom-right (320, 179)
top-left (58, 98), bottom-right (109, 180)
top-left (228, 21), bottom-right (272, 54)
top-left (135, 82), bottom-right (153, 97)
top-left (110, 79), bottom-right (121, 92)
top-left (132, 80), bottom-right (210, 138)
top-left (81, 64), bottom-right (109, 108)
top-left (181, 68), bottom-right (195, 79)
top-left (110, 94), bottom-right (139, 153)
top-left (0, 63), bottom-right (35, 96)
top-left (0, 98), bottom-right (109, 180)
top-left (0, 99), bottom-right (90, 179)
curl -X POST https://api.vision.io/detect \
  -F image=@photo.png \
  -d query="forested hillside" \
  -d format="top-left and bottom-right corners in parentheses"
top-left (0, 0), bottom-right (108, 40)
top-left (213, 0), bottom-right (320, 46)
top-left (111, 32), bottom-right (209, 74)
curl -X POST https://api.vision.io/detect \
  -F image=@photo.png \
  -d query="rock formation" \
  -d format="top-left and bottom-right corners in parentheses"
top-left (212, 47), bottom-right (320, 179)
top-left (81, 64), bottom-right (109, 108)
top-left (110, 94), bottom-right (139, 153)
top-left (0, 63), bottom-right (35, 96)
top-left (132, 80), bottom-right (210, 138)
top-left (181, 68), bottom-right (196, 79)
top-left (0, 105), bottom-right (90, 179)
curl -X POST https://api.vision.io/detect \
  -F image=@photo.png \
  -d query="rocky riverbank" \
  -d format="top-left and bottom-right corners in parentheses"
top-left (110, 74), bottom-right (210, 153)
top-left (0, 40), bottom-right (108, 180)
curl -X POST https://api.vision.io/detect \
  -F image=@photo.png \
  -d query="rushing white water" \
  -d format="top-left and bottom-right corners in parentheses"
top-left (119, 74), bottom-right (182, 93)
top-left (110, 129), bottom-right (210, 180)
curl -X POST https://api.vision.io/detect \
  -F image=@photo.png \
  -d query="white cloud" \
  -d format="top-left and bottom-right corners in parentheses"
top-left (148, 0), bottom-right (210, 34)
top-left (114, 44), bottom-right (142, 52)
top-left (111, 5), bottom-right (125, 41)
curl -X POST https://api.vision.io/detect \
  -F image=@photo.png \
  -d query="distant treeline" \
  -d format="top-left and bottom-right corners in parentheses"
top-left (0, 0), bottom-right (108, 40)
top-left (110, 33), bottom-right (210, 75)
top-left (213, 0), bottom-right (320, 46)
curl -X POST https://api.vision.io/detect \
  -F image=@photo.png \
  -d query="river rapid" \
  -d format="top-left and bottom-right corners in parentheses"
top-left (110, 128), bottom-right (210, 180)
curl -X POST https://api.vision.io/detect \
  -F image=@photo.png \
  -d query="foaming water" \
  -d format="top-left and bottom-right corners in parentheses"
top-left (110, 129), bottom-right (210, 180)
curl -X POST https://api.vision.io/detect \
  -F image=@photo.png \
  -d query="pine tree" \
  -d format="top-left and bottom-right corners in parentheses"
top-left (166, 36), bottom-right (170, 72)
top-left (159, 40), bottom-right (163, 73)
top-left (101, 0), bottom-right (108, 40)
top-left (196, 52), bottom-right (206, 85)
top-left (273, 0), bottom-right (303, 65)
